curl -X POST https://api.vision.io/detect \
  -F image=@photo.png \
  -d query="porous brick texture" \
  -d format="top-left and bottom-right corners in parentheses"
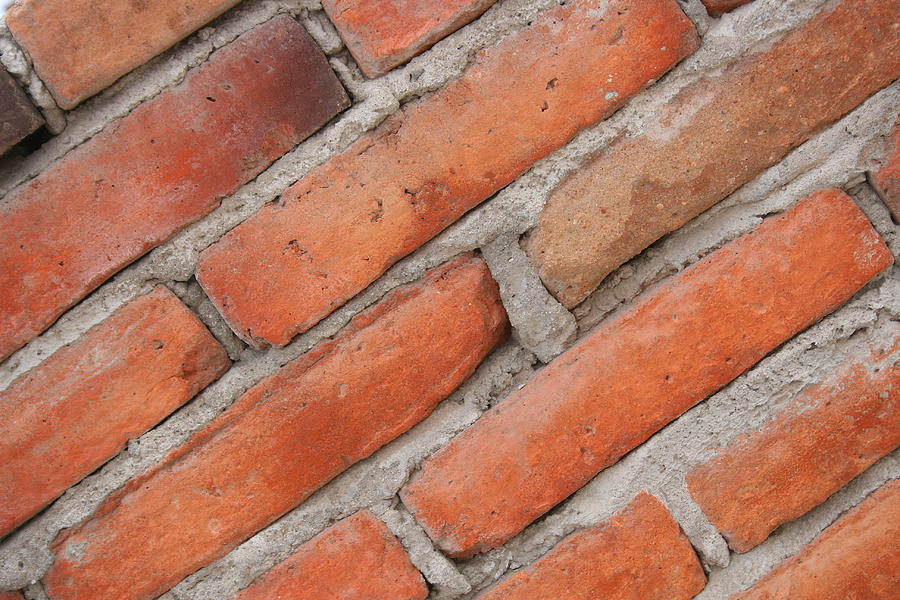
top-left (2, 0), bottom-right (900, 599)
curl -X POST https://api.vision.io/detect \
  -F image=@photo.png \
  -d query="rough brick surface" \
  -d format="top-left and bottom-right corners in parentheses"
top-left (732, 478), bottom-right (900, 599)
top-left (524, 0), bottom-right (900, 308)
top-left (871, 124), bottom-right (900, 221)
top-left (701, 0), bottom-right (753, 16)
top-left (401, 190), bottom-right (892, 557)
top-left (322, 0), bottom-right (499, 78)
top-left (234, 511), bottom-right (427, 600)
top-left (688, 326), bottom-right (900, 553)
top-left (0, 592), bottom-right (24, 600)
top-left (197, 0), bottom-right (698, 348)
top-left (0, 68), bottom-right (43, 156)
top-left (0, 286), bottom-right (229, 539)
top-left (44, 255), bottom-right (507, 600)
top-left (0, 16), bottom-right (348, 363)
top-left (476, 493), bottom-right (706, 600)
top-left (7, 0), bottom-right (241, 109)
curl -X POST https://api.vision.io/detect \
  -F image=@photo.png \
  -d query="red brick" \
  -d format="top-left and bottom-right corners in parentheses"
top-left (701, 0), bottom-right (754, 16)
top-left (197, 0), bottom-right (698, 349)
top-left (7, 0), bottom-right (240, 109)
top-left (234, 511), bottom-right (427, 600)
top-left (0, 592), bottom-right (24, 600)
top-left (524, 0), bottom-right (900, 308)
top-left (0, 16), bottom-right (348, 363)
top-left (0, 68), bottom-right (43, 156)
top-left (731, 478), bottom-right (900, 599)
top-left (476, 493), bottom-right (705, 600)
top-left (0, 286), bottom-right (228, 539)
top-left (871, 123), bottom-right (900, 221)
top-left (401, 190), bottom-right (892, 557)
top-left (687, 327), bottom-right (900, 553)
top-left (44, 255), bottom-right (507, 600)
top-left (322, 0), bottom-right (499, 78)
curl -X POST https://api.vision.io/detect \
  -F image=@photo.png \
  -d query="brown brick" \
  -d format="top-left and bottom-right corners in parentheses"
top-left (0, 68), bottom-right (43, 156)
top-left (687, 326), bottom-right (900, 553)
top-left (234, 511), bottom-right (427, 600)
top-left (7, 0), bottom-right (240, 109)
top-left (322, 0), bottom-right (499, 78)
top-left (732, 478), bottom-right (900, 599)
top-left (401, 190), bottom-right (892, 557)
top-left (701, 0), bottom-right (754, 16)
top-left (44, 255), bottom-right (507, 600)
top-left (0, 16), bottom-right (348, 363)
top-left (871, 123), bottom-right (900, 221)
top-left (524, 0), bottom-right (900, 308)
top-left (0, 286), bottom-right (229, 539)
top-left (197, 0), bottom-right (698, 349)
top-left (476, 493), bottom-right (705, 600)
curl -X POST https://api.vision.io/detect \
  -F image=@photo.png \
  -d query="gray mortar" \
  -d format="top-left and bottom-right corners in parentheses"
top-left (2, 0), bottom-right (900, 596)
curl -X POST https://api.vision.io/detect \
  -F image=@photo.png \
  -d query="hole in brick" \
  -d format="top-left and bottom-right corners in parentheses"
top-left (206, 96), bottom-right (217, 102)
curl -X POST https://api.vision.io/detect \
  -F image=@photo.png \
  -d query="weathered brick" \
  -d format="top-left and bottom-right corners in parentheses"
top-left (0, 592), bottom-right (24, 600)
top-left (687, 326), bottom-right (900, 553)
top-left (0, 68), bottom-right (43, 156)
top-left (476, 493), bottom-right (705, 600)
top-left (0, 16), bottom-right (348, 363)
top-left (701, 0), bottom-right (754, 16)
top-left (234, 511), bottom-right (427, 600)
top-left (871, 124), bottom-right (900, 221)
top-left (197, 0), bottom-right (698, 349)
top-left (732, 478), bottom-right (900, 599)
top-left (401, 190), bottom-right (892, 557)
top-left (0, 286), bottom-right (229, 539)
top-left (322, 0), bottom-right (499, 78)
top-left (524, 0), bottom-right (900, 308)
top-left (44, 255), bottom-right (507, 600)
top-left (7, 0), bottom-right (240, 109)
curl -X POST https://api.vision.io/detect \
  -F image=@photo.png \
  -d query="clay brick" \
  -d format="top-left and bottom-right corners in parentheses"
top-left (687, 326), bottom-right (900, 553)
top-left (401, 190), bottom-right (892, 557)
top-left (524, 0), bottom-right (900, 308)
top-left (197, 0), bottom-right (698, 349)
top-left (322, 0), bottom-right (499, 78)
top-left (0, 592), bottom-right (24, 600)
top-left (871, 124), bottom-right (900, 221)
top-left (0, 68), bottom-right (43, 156)
top-left (731, 478), bottom-right (900, 599)
top-left (234, 511), bottom-right (427, 600)
top-left (0, 16), bottom-right (348, 363)
top-left (701, 0), bottom-right (753, 16)
top-left (0, 286), bottom-right (229, 539)
top-left (7, 0), bottom-right (240, 109)
top-left (477, 493), bottom-right (706, 600)
top-left (44, 255), bottom-right (507, 600)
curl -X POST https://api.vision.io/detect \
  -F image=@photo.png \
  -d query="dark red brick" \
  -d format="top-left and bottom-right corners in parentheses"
top-left (234, 511), bottom-right (427, 600)
top-left (0, 16), bottom-right (348, 363)
top-left (322, 0), bottom-right (499, 78)
top-left (44, 255), bottom-right (507, 600)
top-left (476, 493), bottom-right (705, 600)
top-left (197, 0), bottom-right (698, 349)
top-left (401, 190), bottom-right (892, 557)
top-left (0, 68), bottom-right (43, 156)
top-left (524, 0), bottom-right (900, 308)
top-left (0, 286), bottom-right (229, 539)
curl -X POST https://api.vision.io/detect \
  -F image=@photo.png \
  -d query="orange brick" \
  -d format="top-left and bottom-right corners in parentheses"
top-left (731, 478), bottom-right (900, 599)
top-left (524, 0), bottom-right (900, 308)
top-left (687, 326), bottom-right (900, 553)
top-left (701, 0), bottom-right (754, 16)
top-left (8, 0), bottom-right (241, 109)
top-left (476, 493), bottom-right (705, 600)
top-left (401, 190), bottom-right (892, 557)
top-left (0, 286), bottom-right (228, 539)
top-left (234, 511), bottom-right (427, 600)
top-left (322, 0), bottom-right (499, 78)
top-left (871, 124), bottom-right (900, 221)
top-left (44, 255), bottom-right (507, 600)
top-left (197, 0), bottom-right (698, 349)
top-left (0, 16), bottom-right (348, 363)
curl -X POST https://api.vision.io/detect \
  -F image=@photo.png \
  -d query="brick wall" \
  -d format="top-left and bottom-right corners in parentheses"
top-left (0, 0), bottom-right (898, 598)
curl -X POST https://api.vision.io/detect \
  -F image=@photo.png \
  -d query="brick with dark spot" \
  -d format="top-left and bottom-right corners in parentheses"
top-left (0, 68), bottom-right (43, 156)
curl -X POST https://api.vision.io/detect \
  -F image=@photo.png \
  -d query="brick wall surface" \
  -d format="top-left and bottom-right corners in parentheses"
top-left (0, 0), bottom-right (898, 599)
